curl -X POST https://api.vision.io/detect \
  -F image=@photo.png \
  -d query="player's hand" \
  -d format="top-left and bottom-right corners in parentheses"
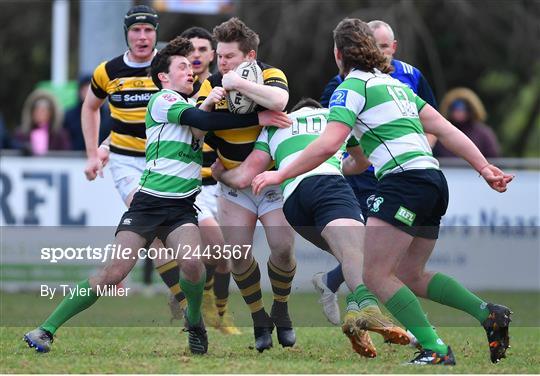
top-left (221, 71), bottom-right (241, 90)
top-left (258, 110), bottom-right (292, 128)
top-left (84, 156), bottom-right (104, 181)
top-left (479, 164), bottom-right (514, 193)
top-left (97, 145), bottom-right (110, 167)
top-left (252, 170), bottom-right (284, 195)
top-left (207, 86), bottom-right (227, 104)
top-left (211, 158), bottom-right (226, 181)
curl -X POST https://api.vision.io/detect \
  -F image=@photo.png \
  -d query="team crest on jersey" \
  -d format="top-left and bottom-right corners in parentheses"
top-left (162, 93), bottom-right (178, 102)
top-left (329, 89), bottom-right (348, 107)
top-left (369, 196), bottom-right (384, 213)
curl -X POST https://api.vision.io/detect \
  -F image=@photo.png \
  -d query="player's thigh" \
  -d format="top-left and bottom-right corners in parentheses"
top-left (217, 196), bottom-right (257, 245)
top-left (259, 208), bottom-right (295, 255)
top-left (108, 154), bottom-right (145, 206)
top-left (92, 231), bottom-right (146, 285)
top-left (395, 236), bottom-right (437, 282)
top-left (363, 217), bottom-right (414, 280)
top-left (321, 218), bottom-right (364, 263)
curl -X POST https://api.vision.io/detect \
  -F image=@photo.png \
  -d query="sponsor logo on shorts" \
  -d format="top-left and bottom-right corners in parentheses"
top-left (122, 218), bottom-right (132, 225)
top-left (264, 189), bottom-right (282, 203)
top-left (370, 196), bottom-right (384, 212)
top-left (394, 206), bottom-right (416, 226)
top-left (329, 89), bottom-right (348, 107)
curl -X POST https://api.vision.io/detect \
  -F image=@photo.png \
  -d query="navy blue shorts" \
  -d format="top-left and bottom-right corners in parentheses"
top-left (345, 169), bottom-right (377, 218)
top-left (283, 175), bottom-right (363, 251)
top-left (366, 169), bottom-right (449, 239)
top-left (116, 191), bottom-right (198, 244)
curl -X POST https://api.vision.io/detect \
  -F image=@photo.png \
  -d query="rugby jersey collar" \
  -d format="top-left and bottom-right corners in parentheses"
top-left (123, 49), bottom-right (157, 68)
top-left (162, 88), bottom-right (190, 101)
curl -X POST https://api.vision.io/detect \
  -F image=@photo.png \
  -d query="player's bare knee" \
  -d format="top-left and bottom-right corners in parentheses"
top-left (180, 259), bottom-right (204, 282)
top-left (362, 268), bottom-right (383, 293)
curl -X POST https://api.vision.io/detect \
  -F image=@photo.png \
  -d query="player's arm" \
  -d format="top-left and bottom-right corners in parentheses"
top-left (197, 79), bottom-right (223, 112)
top-left (82, 89), bottom-right (106, 180)
top-left (416, 72), bottom-right (438, 147)
top-left (343, 145), bottom-right (371, 175)
top-left (212, 149), bottom-right (272, 189)
top-left (179, 108), bottom-right (291, 131)
top-left (419, 104), bottom-right (513, 192)
top-left (252, 122), bottom-right (350, 194)
top-left (222, 71), bottom-right (288, 111)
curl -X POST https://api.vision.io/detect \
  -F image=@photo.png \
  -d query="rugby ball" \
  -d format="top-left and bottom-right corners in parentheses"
top-left (227, 61), bottom-right (263, 114)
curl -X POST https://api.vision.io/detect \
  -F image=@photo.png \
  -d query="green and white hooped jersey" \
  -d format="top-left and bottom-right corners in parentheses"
top-left (254, 107), bottom-right (353, 201)
top-left (138, 89), bottom-right (203, 199)
top-left (328, 69), bottom-right (439, 179)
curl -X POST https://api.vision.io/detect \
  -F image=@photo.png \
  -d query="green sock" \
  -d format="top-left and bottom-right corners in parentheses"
top-left (385, 286), bottom-right (447, 354)
top-left (41, 279), bottom-right (99, 335)
top-left (346, 284), bottom-right (379, 310)
top-left (427, 272), bottom-right (489, 323)
top-left (179, 271), bottom-right (206, 325)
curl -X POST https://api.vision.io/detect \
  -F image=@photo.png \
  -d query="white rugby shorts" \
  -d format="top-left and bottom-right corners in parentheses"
top-left (108, 153), bottom-right (146, 204)
top-left (218, 181), bottom-right (283, 217)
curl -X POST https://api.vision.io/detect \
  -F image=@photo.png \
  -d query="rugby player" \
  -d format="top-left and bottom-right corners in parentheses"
top-left (314, 19), bottom-right (439, 326)
top-left (211, 97), bottom-right (411, 358)
top-left (23, 37), bottom-right (291, 355)
top-left (251, 18), bottom-right (513, 365)
top-left (79, 5), bottom-right (190, 319)
top-left (180, 26), bottom-right (241, 335)
top-left (197, 18), bottom-right (296, 352)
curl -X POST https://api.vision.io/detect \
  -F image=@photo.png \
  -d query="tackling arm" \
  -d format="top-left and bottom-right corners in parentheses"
top-left (342, 145), bottom-right (371, 175)
top-left (212, 149), bottom-right (272, 189)
top-left (222, 71), bottom-right (288, 111)
top-left (251, 121), bottom-right (351, 194)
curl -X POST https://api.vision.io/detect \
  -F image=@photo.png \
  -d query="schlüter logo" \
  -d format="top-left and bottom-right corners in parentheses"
top-left (124, 93), bottom-right (152, 102)
top-left (110, 92), bottom-right (153, 104)
top-left (394, 206), bottom-right (416, 226)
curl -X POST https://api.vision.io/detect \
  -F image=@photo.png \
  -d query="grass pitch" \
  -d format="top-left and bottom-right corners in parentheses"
top-left (1, 291), bottom-right (539, 373)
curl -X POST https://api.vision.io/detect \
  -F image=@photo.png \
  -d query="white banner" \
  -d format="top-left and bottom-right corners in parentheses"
top-left (1, 157), bottom-right (538, 291)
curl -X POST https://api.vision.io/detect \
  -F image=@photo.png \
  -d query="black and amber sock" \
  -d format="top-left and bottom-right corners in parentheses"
top-left (214, 271), bottom-right (231, 316)
top-left (232, 259), bottom-right (270, 327)
top-left (267, 260), bottom-right (296, 327)
top-left (204, 264), bottom-right (216, 292)
top-left (156, 260), bottom-right (185, 304)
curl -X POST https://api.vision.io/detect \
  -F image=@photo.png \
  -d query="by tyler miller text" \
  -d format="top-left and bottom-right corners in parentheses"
top-left (40, 284), bottom-right (130, 299)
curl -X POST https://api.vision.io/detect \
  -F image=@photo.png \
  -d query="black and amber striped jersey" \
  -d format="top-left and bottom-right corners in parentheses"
top-left (196, 61), bottom-right (288, 169)
top-left (90, 51), bottom-right (158, 157)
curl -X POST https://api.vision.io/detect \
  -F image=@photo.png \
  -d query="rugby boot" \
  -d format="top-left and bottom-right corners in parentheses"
top-left (342, 309), bottom-right (376, 358)
top-left (184, 318), bottom-right (208, 355)
top-left (23, 328), bottom-right (53, 353)
top-left (408, 346), bottom-right (456, 365)
top-left (354, 305), bottom-right (410, 346)
top-left (271, 303), bottom-right (296, 347)
top-left (312, 272), bottom-right (341, 325)
top-left (482, 303), bottom-right (512, 363)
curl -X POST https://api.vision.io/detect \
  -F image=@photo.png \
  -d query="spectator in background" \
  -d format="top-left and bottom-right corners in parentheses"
top-left (0, 113), bottom-right (16, 150)
top-left (63, 75), bottom-right (112, 151)
top-left (434, 87), bottom-right (500, 158)
top-left (14, 89), bottom-right (70, 155)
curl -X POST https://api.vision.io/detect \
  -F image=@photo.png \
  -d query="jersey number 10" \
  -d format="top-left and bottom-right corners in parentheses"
top-left (292, 115), bottom-right (327, 135)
